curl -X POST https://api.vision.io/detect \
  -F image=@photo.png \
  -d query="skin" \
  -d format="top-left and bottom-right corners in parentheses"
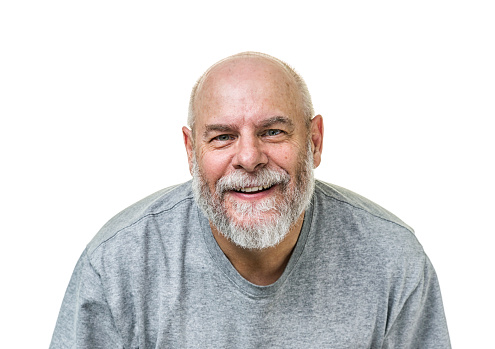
top-left (183, 55), bottom-right (324, 285)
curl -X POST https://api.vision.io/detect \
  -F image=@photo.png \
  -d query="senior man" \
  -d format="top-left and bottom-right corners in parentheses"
top-left (50, 52), bottom-right (451, 348)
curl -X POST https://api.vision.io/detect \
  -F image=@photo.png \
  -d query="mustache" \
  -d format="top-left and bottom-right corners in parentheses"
top-left (216, 167), bottom-right (291, 193)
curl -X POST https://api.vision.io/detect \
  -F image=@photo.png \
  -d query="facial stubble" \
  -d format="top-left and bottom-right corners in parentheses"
top-left (191, 141), bottom-right (315, 250)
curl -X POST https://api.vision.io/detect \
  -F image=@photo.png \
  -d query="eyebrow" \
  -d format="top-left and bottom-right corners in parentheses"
top-left (258, 116), bottom-right (294, 129)
top-left (202, 124), bottom-right (237, 139)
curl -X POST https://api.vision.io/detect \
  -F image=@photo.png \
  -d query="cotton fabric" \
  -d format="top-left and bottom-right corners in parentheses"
top-left (50, 180), bottom-right (451, 348)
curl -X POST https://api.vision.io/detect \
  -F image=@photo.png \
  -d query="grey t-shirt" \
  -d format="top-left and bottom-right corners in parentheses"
top-left (50, 180), bottom-right (451, 348)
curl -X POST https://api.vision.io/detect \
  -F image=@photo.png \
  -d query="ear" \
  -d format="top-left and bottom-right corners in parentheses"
top-left (310, 115), bottom-right (324, 168)
top-left (182, 126), bottom-right (194, 175)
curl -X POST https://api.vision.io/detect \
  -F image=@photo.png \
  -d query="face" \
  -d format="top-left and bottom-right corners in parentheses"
top-left (184, 57), bottom-right (323, 249)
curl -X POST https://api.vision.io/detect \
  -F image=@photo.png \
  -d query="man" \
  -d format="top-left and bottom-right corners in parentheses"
top-left (50, 52), bottom-right (451, 348)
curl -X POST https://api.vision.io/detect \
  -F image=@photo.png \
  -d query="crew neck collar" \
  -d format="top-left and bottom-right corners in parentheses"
top-left (198, 195), bottom-right (315, 298)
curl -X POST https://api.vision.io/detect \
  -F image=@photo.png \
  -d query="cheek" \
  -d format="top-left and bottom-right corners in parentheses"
top-left (267, 146), bottom-right (301, 173)
top-left (198, 151), bottom-right (232, 183)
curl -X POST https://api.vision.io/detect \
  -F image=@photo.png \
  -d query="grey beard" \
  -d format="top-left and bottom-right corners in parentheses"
top-left (191, 142), bottom-right (315, 250)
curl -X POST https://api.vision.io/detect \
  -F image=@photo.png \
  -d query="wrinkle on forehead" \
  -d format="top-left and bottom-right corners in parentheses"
top-left (193, 56), bottom-right (302, 127)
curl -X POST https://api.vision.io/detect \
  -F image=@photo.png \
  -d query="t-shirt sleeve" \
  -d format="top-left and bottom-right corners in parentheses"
top-left (382, 256), bottom-right (451, 348)
top-left (49, 249), bottom-right (123, 349)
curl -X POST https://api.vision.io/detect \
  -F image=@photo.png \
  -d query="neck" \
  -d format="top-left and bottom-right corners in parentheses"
top-left (210, 212), bottom-right (305, 286)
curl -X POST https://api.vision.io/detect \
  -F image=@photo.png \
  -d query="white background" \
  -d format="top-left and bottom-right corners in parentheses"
top-left (1, 1), bottom-right (493, 347)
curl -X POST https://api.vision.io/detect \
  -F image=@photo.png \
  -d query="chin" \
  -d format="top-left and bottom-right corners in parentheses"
top-left (227, 210), bottom-right (279, 227)
top-left (224, 197), bottom-right (281, 220)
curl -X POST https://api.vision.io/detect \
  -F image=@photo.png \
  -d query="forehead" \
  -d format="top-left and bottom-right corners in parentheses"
top-left (193, 57), bottom-right (302, 129)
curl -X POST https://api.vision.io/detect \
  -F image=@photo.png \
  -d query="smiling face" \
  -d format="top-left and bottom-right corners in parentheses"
top-left (183, 55), bottom-right (323, 249)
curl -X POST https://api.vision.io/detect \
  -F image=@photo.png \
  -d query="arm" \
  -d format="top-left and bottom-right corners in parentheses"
top-left (49, 250), bottom-right (123, 349)
top-left (383, 256), bottom-right (451, 348)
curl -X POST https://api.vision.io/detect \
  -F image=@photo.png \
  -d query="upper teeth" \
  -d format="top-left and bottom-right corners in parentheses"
top-left (239, 185), bottom-right (271, 193)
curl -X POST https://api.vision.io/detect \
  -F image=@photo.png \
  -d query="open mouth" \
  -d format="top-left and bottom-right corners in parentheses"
top-left (234, 184), bottom-right (274, 194)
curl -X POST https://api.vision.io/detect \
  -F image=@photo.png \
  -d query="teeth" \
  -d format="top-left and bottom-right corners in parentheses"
top-left (239, 185), bottom-right (271, 193)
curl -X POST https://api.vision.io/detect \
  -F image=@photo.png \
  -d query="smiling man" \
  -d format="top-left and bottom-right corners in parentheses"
top-left (183, 54), bottom-right (321, 286)
top-left (50, 52), bottom-right (451, 348)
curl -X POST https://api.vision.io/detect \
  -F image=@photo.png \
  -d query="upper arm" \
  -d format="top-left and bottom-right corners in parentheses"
top-left (383, 256), bottom-right (451, 348)
top-left (49, 250), bottom-right (123, 349)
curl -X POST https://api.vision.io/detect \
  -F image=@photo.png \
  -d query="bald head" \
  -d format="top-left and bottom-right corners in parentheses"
top-left (188, 52), bottom-right (314, 133)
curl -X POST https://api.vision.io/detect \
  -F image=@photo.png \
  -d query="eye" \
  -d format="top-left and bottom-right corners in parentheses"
top-left (213, 134), bottom-right (234, 142)
top-left (265, 129), bottom-right (283, 137)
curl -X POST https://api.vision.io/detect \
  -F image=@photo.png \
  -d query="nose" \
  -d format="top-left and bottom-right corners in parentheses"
top-left (232, 135), bottom-right (268, 172)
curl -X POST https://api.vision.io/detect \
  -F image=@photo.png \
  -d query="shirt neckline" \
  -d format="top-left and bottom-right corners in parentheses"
top-left (199, 194), bottom-right (315, 298)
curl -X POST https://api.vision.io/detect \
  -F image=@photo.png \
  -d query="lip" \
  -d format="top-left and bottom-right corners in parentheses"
top-left (226, 184), bottom-right (278, 201)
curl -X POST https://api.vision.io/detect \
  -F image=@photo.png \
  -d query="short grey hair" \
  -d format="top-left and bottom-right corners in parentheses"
top-left (187, 51), bottom-right (315, 132)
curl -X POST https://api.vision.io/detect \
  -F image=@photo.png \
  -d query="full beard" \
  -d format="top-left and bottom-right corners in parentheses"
top-left (191, 142), bottom-right (315, 250)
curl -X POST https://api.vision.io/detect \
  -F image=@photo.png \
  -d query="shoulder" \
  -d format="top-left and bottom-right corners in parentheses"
top-left (309, 181), bottom-right (432, 306)
top-left (86, 181), bottom-right (195, 256)
top-left (312, 180), bottom-right (423, 265)
top-left (314, 180), bottom-right (414, 234)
